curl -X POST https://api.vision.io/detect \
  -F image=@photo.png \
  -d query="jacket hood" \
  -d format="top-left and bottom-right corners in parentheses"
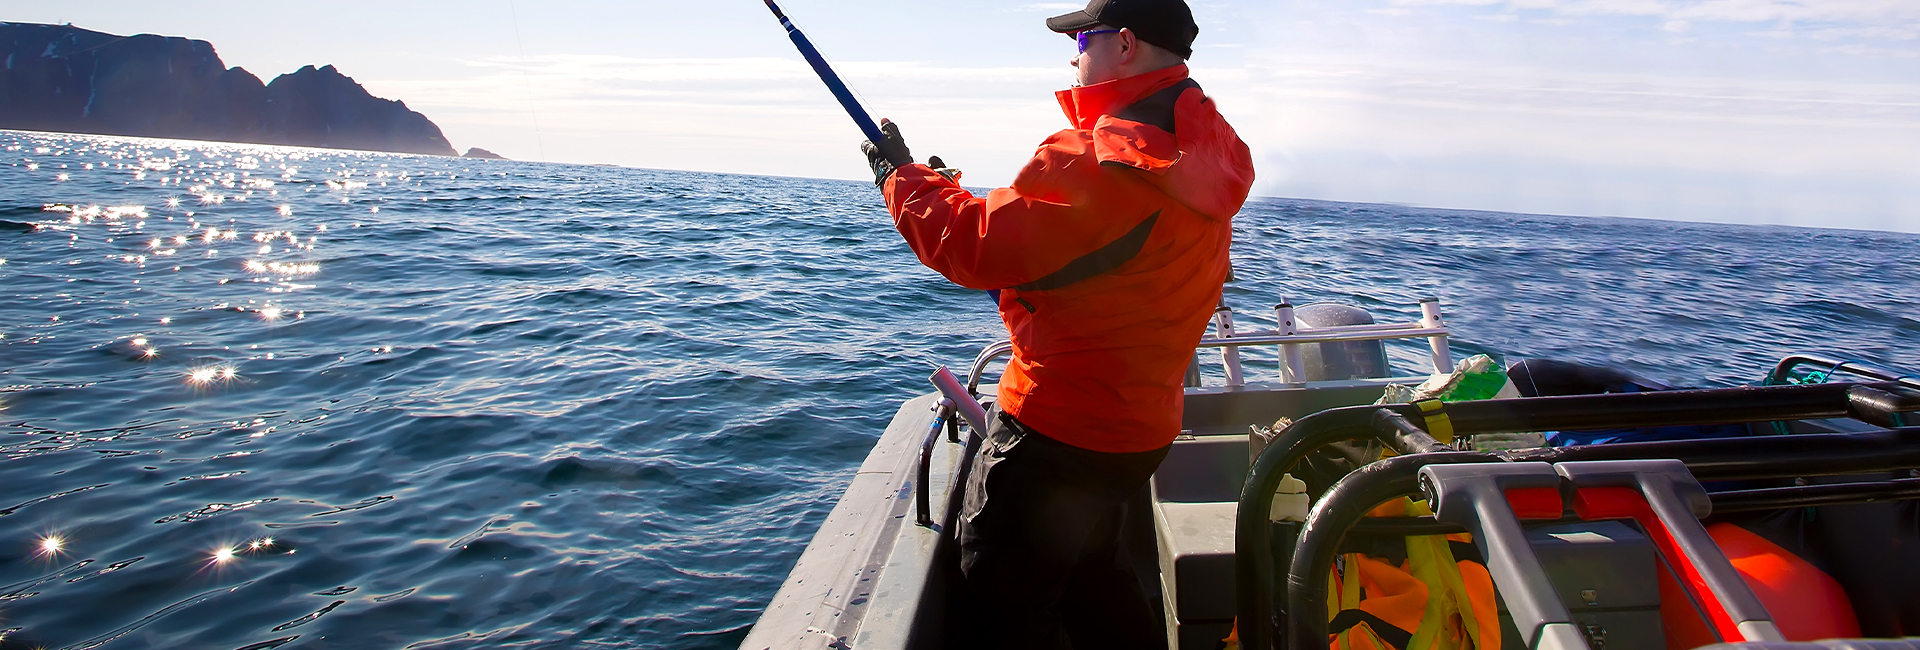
top-left (1055, 65), bottom-right (1255, 221)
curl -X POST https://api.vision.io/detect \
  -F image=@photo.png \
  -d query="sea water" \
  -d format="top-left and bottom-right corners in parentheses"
top-left (1, 130), bottom-right (1916, 649)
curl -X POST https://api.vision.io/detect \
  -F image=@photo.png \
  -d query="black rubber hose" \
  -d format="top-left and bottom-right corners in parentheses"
top-left (1508, 426), bottom-right (1920, 481)
top-left (1234, 405), bottom-right (1385, 649)
top-left (1848, 385), bottom-right (1920, 428)
top-left (1372, 409), bottom-right (1450, 455)
top-left (1709, 477), bottom-right (1920, 513)
top-left (1437, 383), bottom-right (1863, 434)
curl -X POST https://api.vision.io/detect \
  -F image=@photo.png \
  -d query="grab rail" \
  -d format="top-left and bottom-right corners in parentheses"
top-left (960, 298), bottom-right (1454, 392)
top-left (1201, 297), bottom-right (1452, 387)
top-left (965, 340), bottom-right (1015, 398)
top-left (915, 367), bottom-right (988, 529)
top-left (1233, 381), bottom-right (1920, 650)
top-left (1196, 327), bottom-right (1453, 348)
top-left (913, 398), bottom-right (953, 528)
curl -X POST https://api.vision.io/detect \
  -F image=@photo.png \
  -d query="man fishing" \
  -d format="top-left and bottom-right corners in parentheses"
top-left (860, 0), bottom-right (1256, 645)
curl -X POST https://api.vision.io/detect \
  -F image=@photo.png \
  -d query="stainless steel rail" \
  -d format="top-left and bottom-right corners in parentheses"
top-left (1768, 353), bottom-right (1920, 389)
top-left (965, 340), bottom-right (1015, 397)
top-left (1195, 327), bottom-right (1451, 347)
top-left (1203, 297), bottom-right (1454, 386)
top-left (961, 298), bottom-right (1457, 392)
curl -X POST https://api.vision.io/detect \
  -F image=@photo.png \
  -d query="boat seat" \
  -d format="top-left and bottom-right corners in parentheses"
top-left (1155, 500), bottom-right (1237, 621)
top-left (1151, 434), bottom-right (1248, 649)
top-left (1153, 434), bottom-right (1248, 503)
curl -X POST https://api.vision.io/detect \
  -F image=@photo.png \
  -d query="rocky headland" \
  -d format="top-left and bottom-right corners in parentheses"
top-left (0, 22), bottom-right (457, 156)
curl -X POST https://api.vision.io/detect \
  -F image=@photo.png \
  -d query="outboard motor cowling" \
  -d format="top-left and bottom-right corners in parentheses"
top-left (1295, 303), bottom-right (1391, 381)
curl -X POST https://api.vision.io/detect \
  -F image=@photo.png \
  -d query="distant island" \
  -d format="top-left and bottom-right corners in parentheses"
top-left (463, 147), bottom-right (507, 160)
top-left (0, 22), bottom-right (462, 156)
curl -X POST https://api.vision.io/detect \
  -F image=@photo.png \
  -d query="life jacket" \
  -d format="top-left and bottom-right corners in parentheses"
top-left (1327, 497), bottom-right (1501, 650)
top-left (1327, 400), bottom-right (1499, 650)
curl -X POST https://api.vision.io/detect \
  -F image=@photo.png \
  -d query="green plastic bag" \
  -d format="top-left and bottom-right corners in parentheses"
top-left (1378, 355), bottom-right (1542, 451)
top-left (1377, 354), bottom-right (1520, 404)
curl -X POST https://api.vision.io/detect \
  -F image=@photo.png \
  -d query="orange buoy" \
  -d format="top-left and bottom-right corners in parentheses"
top-left (1660, 522), bottom-right (1860, 649)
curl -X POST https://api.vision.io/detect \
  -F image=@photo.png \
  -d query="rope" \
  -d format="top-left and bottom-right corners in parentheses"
top-left (1775, 359), bottom-right (1868, 386)
top-left (1767, 359), bottom-right (1867, 435)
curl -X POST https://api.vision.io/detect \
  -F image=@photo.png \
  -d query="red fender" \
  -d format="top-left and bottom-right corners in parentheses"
top-left (1661, 522), bottom-right (1860, 649)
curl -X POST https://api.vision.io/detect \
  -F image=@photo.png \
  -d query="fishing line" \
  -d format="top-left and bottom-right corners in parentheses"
top-left (506, 0), bottom-right (548, 162)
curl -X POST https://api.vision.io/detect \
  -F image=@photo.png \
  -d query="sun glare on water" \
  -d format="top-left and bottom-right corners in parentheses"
top-left (187, 364), bottom-right (239, 385)
top-left (11, 136), bottom-right (369, 431)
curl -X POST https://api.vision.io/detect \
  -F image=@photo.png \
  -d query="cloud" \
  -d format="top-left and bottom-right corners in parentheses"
top-left (372, 54), bottom-right (1071, 182)
top-left (438, 54), bottom-right (1060, 100)
top-left (359, 2), bottom-right (1919, 232)
top-left (1208, 60), bottom-right (1920, 229)
top-left (1388, 0), bottom-right (1920, 26)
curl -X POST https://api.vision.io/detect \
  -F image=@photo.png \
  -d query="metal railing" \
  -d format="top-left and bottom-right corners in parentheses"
top-left (1767, 353), bottom-right (1920, 389)
top-left (960, 298), bottom-right (1457, 393)
top-left (1200, 297), bottom-right (1453, 387)
top-left (964, 340), bottom-right (1015, 398)
top-left (921, 297), bottom-right (1456, 526)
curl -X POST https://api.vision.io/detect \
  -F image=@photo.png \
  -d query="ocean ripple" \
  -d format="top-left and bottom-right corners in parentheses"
top-left (1, 130), bottom-right (1917, 648)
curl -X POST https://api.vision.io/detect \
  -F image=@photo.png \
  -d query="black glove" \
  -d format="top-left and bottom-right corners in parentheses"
top-left (860, 119), bottom-right (912, 187)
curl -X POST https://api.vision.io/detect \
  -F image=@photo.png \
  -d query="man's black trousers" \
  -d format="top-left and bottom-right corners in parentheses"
top-left (953, 407), bottom-right (1171, 650)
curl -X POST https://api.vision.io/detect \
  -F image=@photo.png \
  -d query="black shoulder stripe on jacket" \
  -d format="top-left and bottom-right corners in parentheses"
top-left (1013, 211), bottom-right (1160, 292)
top-left (1114, 78), bottom-right (1199, 135)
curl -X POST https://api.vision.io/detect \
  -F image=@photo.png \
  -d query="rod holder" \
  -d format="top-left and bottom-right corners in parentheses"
top-left (1215, 305), bottom-right (1244, 387)
top-left (1419, 297), bottom-right (1453, 374)
top-left (930, 366), bottom-right (989, 433)
top-left (1275, 301), bottom-right (1306, 385)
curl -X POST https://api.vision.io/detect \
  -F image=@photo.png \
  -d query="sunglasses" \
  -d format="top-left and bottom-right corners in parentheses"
top-left (1074, 29), bottom-right (1120, 53)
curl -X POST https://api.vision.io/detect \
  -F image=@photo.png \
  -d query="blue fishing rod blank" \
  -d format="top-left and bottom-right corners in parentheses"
top-left (761, 0), bottom-right (908, 165)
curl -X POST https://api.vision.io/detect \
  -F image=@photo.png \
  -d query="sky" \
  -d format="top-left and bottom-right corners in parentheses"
top-left (6, 0), bottom-right (1918, 232)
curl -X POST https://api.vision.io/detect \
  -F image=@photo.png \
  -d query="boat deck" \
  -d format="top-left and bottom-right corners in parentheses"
top-left (742, 377), bottom-right (1425, 650)
top-left (745, 353), bottom-right (1920, 650)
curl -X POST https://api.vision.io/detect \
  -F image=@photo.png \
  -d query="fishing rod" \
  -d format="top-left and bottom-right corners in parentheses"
top-left (760, 0), bottom-right (908, 165)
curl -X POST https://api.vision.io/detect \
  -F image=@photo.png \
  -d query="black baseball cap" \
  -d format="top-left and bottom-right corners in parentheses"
top-left (1046, 0), bottom-right (1198, 59)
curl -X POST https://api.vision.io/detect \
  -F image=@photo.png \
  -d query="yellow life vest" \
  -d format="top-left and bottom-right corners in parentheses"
top-left (1222, 400), bottom-right (1499, 650)
top-left (1333, 402), bottom-right (1496, 650)
top-left (1328, 497), bottom-right (1500, 650)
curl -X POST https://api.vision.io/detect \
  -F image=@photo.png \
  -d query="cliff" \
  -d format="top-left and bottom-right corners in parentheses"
top-left (0, 22), bottom-right (456, 156)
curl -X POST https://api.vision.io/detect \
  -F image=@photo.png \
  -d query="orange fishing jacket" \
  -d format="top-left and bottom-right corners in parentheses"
top-left (883, 64), bottom-right (1255, 453)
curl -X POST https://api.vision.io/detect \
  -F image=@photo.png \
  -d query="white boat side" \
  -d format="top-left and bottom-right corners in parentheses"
top-left (739, 392), bottom-right (969, 650)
